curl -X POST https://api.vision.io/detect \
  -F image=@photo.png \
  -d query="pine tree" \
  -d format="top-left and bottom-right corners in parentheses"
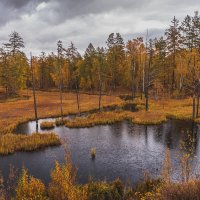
top-left (2, 31), bottom-right (28, 96)
top-left (165, 17), bottom-right (182, 91)
top-left (67, 42), bottom-right (81, 114)
top-left (82, 43), bottom-right (96, 91)
top-left (106, 33), bottom-right (125, 91)
top-left (155, 37), bottom-right (167, 88)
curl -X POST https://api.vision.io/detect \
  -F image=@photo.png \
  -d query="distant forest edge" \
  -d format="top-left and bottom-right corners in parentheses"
top-left (0, 12), bottom-right (199, 112)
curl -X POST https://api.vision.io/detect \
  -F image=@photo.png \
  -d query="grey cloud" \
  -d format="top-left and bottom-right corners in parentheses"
top-left (0, 0), bottom-right (48, 26)
top-left (2, 0), bottom-right (32, 9)
top-left (0, 0), bottom-right (199, 55)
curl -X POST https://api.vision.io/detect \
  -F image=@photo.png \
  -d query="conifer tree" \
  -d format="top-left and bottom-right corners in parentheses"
top-left (165, 17), bottom-right (182, 91)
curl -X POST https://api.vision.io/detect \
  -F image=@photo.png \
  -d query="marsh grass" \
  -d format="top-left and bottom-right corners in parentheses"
top-left (91, 148), bottom-right (96, 160)
top-left (65, 111), bottom-right (128, 128)
top-left (64, 110), bottom-right (168, 128)
top-left (40, 121), bottom-right (55, 130)
top-left (132, 111), bottom-right (167, 125)
top-left (0, 91), bottom-right (121, 155)
top-left (55, 118), bottom-right (68, 126)
top-left (0, 91), bottom-right (200, 155)
top-left (0, 133), bottom-right (61, 155)
top-left (0, 90), bottom-right (122, 135)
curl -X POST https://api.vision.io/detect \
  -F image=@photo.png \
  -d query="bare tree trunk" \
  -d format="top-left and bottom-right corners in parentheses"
top-left (139, 50), bottom-right (143, 100)
top-left (193, 95), bottom-right (196, 120)
top-left (98, 79), bottom-right (102, 112)
top-left (131, 61), bottom-right (136, 100)
top-left (196, 95), bottom-right (199, 118)
top-left (57, 41), bottom-right (64, 123)
top-left (58, 61), bottom-right (64, 122)
top-left (76, 79), bottom-right (80, 115)
top-left (145, 89), bottom-right (149, 111)
top-left (30, 54), bottom-right (38, 132)
top-left (142, 64), bottom-right (145, 94)
top-left (59, 77), bottom-right (64, 122)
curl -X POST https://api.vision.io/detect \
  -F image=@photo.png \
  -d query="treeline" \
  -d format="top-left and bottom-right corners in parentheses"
top-left (0, 12), bottom-right (200, 113)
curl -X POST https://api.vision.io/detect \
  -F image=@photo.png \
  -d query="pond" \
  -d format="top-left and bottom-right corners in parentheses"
top-left (0, 117), bottom-right (200, 185)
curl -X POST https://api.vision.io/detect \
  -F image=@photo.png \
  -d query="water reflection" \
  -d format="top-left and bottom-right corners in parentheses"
top-left (0, 119), bottom-right (199, 185)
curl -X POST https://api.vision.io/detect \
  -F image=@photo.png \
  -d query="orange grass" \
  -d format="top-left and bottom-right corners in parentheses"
top-left (0, 90), bottom-right (122, 134)
top-left (0, 90), bottom-right (199, 155)
top-left (0, 90), bottom-right (121, 154)
top-left (0, 132), bottom-right (61, 155)
top-left (40, 121), bottom-right (55, 130)
top-left (64, 97), bottom-right (200, 128)
top-left (65, 111), bottom-right (127, 128)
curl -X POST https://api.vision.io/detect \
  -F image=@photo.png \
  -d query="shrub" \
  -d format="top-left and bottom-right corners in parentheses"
top-left (119, 95), bottom-right (133, 101)
top-left (48, 156), bottom-right (87, 200)
top-left (16, 168), bottom-right (47, 200)
top-left (122, 101), bottom-right (139, 112)
top-left (87, 179), bottom-right (124, 200)
top-left (160, 180), bottom-right (200, 200)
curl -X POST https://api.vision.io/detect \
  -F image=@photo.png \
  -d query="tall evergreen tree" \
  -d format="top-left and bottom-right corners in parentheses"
top-left (2, 31), bottom-right (28, 96)
top-left (165, 17), bottom-right (182, 91)
top-left (106, 33), bottom-right (125, 91)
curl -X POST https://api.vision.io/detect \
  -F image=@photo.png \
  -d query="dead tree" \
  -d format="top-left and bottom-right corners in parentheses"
top-left (30, 53), bottom-right (38, 132)
top-left (57, 41), bottom-right (64, 123)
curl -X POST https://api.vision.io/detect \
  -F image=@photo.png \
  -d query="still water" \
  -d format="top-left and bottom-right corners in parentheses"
top-left (0, 118), bottom-right (200, 185)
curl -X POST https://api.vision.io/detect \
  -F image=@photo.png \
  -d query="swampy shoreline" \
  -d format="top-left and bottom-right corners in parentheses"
top-left (0, 90), bottom-right (199, 155)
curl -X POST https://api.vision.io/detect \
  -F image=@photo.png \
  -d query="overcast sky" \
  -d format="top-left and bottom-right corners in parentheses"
top-left (0, 0), bottom-right (199, 56)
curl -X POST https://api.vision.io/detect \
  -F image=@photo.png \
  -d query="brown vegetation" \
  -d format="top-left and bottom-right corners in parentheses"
top-left (40, 121), bottom-right (55, 130)
top-left (0, 133), bottom-right (61, 155)
top-left (0, 90), bottom-right (121, 135)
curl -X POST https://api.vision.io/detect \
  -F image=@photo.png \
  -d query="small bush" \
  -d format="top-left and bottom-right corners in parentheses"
top-left (160, 180), bottom-right (200, 200)
top-left (87, 179), bottom-right (124, 200)
top-left (48, 156), bottom-right (87, 200)
top-left (16, 168), bottom-right (47, 200)
top-left (122, 102), bottom-right (138, 112)
top-left (119, 95), bottom-right (133, 101)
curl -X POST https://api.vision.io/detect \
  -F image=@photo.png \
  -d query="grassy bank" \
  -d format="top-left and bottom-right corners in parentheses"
top-left (1, 91), bottom-right (199, 134)
top-left (40, 121), bottom-right (55, 130)
top-left (64, 111), bottom-right (128, 128)
top-left (0, 132), bottom-right (61, 155)
top-left (64, 110), bottom-right (168, 128)
top-left (64, 97), bottom-right (199, 128)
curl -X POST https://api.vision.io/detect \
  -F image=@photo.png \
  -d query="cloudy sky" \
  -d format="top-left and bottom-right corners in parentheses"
top-left (0, 0), bottom-right (199, 56)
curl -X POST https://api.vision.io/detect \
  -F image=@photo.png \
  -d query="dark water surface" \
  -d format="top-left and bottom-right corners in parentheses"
top-left (1, 118), bottom-right (200, 185)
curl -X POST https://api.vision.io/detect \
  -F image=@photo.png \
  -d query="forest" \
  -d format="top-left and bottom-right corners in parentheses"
top-left (0, 12), bottom-right (200, 117)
